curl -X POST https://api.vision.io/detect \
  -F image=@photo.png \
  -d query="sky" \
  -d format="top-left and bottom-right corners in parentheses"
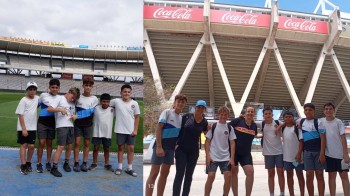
top-left (215, 0), bottom-right (350, 14)
top-left (0, 0), bottom-right (142, 47)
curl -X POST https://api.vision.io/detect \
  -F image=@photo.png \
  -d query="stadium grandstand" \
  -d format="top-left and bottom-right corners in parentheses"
top-left (0, 36), bottom-right (143, 98)
top-left (144, 0), bottom-right (350, 120)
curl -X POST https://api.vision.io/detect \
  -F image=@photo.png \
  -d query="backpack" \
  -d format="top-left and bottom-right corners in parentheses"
top-left (210, 122), bottom-right (232, 155)
top-left (261, 120), bottom-right (279, 148)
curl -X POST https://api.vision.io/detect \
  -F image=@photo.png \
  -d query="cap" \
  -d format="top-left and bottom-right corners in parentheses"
top-left (195, 100), bottom-right (207, 108)
top-left (26, 81), bottom-right (38, 90)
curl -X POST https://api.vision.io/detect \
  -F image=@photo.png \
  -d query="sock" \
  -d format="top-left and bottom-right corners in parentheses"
top-left (118, 163), bottom-right (122, 170)
top-left (26, 161), bottom-right (31, 164)
top-left (64, 159), bottom-right (69, 163)
top-left (83, 161), bottom-right (87, 165)
top-left (53, 163), bottom-right (58, 169)
top-left (280, 192), bottom-right (285, 196)
top-left (75, 162), bottom-right (79, 165)
top-left (270, 193), bottom-right (274, 196)
top-left (128, 164), bottom-right (132, 170)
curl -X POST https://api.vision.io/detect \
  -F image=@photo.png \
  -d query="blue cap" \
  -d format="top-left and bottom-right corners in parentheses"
top-left (195, 100), bottom-right (207, 108)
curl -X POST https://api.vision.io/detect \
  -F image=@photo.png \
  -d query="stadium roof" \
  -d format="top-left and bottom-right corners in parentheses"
top-left (144, 0), bottom-right (350, 119)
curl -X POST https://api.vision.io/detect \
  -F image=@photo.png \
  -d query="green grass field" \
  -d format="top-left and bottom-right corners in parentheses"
top-left (0, 91), bottom-right (143, 153)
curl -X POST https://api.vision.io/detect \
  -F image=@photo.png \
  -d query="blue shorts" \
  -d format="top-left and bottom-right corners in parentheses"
top-left (264, 154), bottom-right (283, 169)
top-left (303, 150), bottom-right (326, 171)
top-left (283, 161), bottom-right (304, 171)
top-left (207, 161), bottom-right (231, 174)
top-left (151, 147), bottom-right (175, 165)
top-left (326, 156), bottom-right (349, 173)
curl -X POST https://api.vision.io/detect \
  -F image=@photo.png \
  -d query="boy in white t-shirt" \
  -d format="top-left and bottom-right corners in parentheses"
top-left (256, 107), bottom-right (284, 196)
top-left (322, 102), bottom-right (349, 196)
top-left (277, 111), bottom-right (305, 196)
top-left (16, 81), bottom-right (39, 175)
top-left (110, 84), bottom-right (140, 177)
top-left (88, 93), bottom-right (114, 171)
top-left (47, 87), bottom-right (80, 177)
top-left (204, 106), bottom-right (236, 196)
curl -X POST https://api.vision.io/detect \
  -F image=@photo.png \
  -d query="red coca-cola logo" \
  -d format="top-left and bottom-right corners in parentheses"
top-left (153, 7), bottom-right (193, 20)
top-left (222, 13), bottom-right (258, 25)
top-left (283, 19), bottom-right (317, 32)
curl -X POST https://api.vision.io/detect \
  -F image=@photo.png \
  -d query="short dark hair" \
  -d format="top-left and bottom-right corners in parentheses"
top-left (262, 107), bottom-right (273, 114)
top-left (323, 102), bottom-right (335, 109)
top-left (49, 79), bottom-right (60, 87)
top-left (100, 93), bottom-right (111, 101)
top-left (303, 103), bottom-right (315, 110)
top-left (83, 78), bottom-right (94, 86)
top-left (121, 84), bottom-right (132, 91)
top-left (283, 111), bottom-right (294, 117)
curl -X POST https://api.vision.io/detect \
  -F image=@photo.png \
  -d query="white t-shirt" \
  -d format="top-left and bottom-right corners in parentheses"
top-left (15, 95), bottom-right (39, 131)
top-left (110, 98), bottom-right (140, 134)
top-left (321, 118), bottom-right (345, 159)
top-left (257, 121), bottom-right (283, 155)
top-left (52, 95), bottom-right (76, 128)
top-left (206, 122), bottom-right (236, 161)
top-left (282, 125), bottom-right (303, 162)
top-left (93, 105), bottom-right (114, 138)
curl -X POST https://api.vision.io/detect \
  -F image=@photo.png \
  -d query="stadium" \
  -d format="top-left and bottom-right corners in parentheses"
top-left (0, 37), bottom-right (144, 194)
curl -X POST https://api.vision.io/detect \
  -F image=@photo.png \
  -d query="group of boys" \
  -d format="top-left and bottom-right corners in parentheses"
top-left (258, 103), bottom-right (349, 196)
top-left (16, 78), bottom-right (140, 178)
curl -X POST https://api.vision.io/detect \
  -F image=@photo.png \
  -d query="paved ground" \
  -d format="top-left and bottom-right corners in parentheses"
top-left (143, 149), bottom-right (348, 196)
top-left (0, 147), bottom-right (143, 196)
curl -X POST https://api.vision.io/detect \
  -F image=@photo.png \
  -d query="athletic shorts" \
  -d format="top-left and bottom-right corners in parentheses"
top-left (17, 131), bottom-right (36, 145)
top-left (116, 133), bottom-right (135, 145)
top-left (91, 137), bottom-right (111, 147)
top-left (283, 161), bottom-right (304, 171)
top-left (234, 153), bottom-right (253, 167)
top-left (74, 126), bottom-right (93, 139)
top-left (264, 154), bottom-right (283, 169)
top-left (37, 122), bottom-right (55, 140)
top-left (57, 127), bottom-right (74, 146)
top-left (326, 156), bottom-right (349, 173)
top-left (303, 150), bottom-right (326, 170)
top-left (151, 148), bottom-right (175, 165)
top-left (207, 161), bottom-right (231, 174)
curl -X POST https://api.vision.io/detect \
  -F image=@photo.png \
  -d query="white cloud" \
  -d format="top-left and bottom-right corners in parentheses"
top-left (0, 0), bottom-right (142, 47)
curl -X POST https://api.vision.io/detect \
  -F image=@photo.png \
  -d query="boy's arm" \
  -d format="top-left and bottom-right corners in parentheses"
top-left (275, 122), bottom-right (285, 136)
top-left (131, 114), bottom-right (140, 136)
top-left (296, 139), bottom-right (303, 163)
top-left (341, 134), bottom-right (350, 163)
top-left (204, 136), bottom-right (212, 168)
top-left (155, 122), bottom-right (165, 157)
top-left (18, 114), bottom-right (28, 137)
top-left (319, 133), bottom-right (326, 164)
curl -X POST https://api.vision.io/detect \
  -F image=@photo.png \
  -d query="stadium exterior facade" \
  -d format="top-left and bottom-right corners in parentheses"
top-left (144, 0), bottom-right (350, 120)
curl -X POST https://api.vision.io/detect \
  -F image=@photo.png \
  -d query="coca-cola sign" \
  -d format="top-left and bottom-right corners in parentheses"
top-left (211, 10), bottom-right (270, 27)
top-left (279, 16), bottom-right (328, 34)
top-left (144, 5), bottom-right (203, 22)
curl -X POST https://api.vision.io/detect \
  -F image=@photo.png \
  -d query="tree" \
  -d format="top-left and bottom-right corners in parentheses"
top-left (143, 76), bottom-right (174, 136)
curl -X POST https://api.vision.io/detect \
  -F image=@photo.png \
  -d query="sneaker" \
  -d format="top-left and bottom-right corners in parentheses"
top-left (45, 162), bottom-right (52, 171)
top-left (26, 162), bottom-right (32, 172)
top-left (36, 163), bottom-right (43, 173)
top-left (73, 162), bottom-right (80, 172)
top-left (114, 168), bottom-right (122, 175)
top-left (125, 168), bottom-right (137, 177)
top-left (80, 163), bottom-right (88, 172)
top-left (88, 163), bottom-right (97, 170)
top-left (50, 168), bottom-right (62, 177)
top-left (20, 164), bottom-right (28, 175)
top-left (63, 162), bottom-right (71, 172)
top-left (104, 164), bottom-right (113, 171)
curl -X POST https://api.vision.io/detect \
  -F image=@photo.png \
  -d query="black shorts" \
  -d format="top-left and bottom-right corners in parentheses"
top-left (74, 126), bottom-right (93, 139)
top-left (92, 137), bottom-right (111, 147)
top-left (235, 153), bottom-right (253, 167)
top-left (116, 133), bottom-right (135, 145)
top-left (17, 131), bottom-right (36, 145)
top-left (326, 156), bottom-right (349, 173)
